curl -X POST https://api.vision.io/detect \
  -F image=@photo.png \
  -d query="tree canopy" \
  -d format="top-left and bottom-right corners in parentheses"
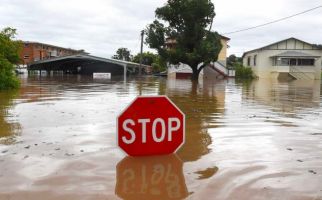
top-left (0, 27), bottom-right (21, 90)
top-left (132, 52), bottom-right (167, 73)
top-left (227, 54), bottom-right (242, 69)
top-left (313, 44), bottom-right (322, 50)
top-left (132, 52), bottom-right (156, 66)
top-left (112, 48), bottom-right (132, 61)
top-left (145, 0), bottom-right (223, 80)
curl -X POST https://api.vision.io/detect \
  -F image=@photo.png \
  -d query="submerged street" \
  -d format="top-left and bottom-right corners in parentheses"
top-left (0, 75), bottom-right (322, 200)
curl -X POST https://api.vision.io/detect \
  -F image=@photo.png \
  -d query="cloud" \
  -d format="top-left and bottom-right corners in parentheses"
top-left (0, 0), bottom-right (321, 57)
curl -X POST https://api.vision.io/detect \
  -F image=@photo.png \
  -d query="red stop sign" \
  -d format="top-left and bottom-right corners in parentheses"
top-left (117, 96), bottom-right (185, 156)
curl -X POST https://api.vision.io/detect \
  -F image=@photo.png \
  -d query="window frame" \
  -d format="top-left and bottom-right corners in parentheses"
top-left (247, 56), bottom-right (251, 66)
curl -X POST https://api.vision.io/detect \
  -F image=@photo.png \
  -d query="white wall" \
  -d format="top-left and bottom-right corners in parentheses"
top-left (167, 63), bottom-right (204, 79)
top-left (243, 39), bottom-right (322, 80)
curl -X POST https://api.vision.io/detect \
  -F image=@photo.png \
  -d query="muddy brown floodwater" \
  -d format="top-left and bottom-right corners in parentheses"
top-left (0, 75), bottom-right (322, 200)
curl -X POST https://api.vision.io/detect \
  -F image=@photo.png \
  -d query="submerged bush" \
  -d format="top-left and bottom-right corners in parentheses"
top-left (234, 63), bottom-right (254, 79)
top-left (0, 57), bottom-right (20, 90)
top-left (0, 27), bottom-right (21, 90)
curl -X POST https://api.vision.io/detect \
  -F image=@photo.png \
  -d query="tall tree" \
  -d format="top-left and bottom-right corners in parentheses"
top-left (145, 0), bottom-right (222, 81)
top-left (112, 48), bottom-right (132, 61)
top-left (0, 27), bottom-right (21, 90)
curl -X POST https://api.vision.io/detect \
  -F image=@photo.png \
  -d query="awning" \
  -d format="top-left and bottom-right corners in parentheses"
top-left (270, 51), bottom-right (321, 58)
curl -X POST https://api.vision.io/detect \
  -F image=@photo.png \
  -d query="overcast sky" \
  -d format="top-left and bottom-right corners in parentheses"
top-left (1, 0), bottom-right (321, 57)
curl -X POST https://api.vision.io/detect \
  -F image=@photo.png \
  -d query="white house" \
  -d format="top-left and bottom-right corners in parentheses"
top-left (242, 38), bottom-right (322, 80)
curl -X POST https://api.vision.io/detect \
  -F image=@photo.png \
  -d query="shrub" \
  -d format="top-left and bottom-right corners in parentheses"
top-left (0, 57), bottom-right (19, 90)
top-left (0, 27), bottom-right (21, 90)
top-left (234, 63), bottom-right (254, 79)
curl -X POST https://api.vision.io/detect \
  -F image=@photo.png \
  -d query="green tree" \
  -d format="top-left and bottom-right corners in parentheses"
top-left (132, 52), bottom-right (167, 73)
top-left (0, 27), bottom-right (21, 90)
top-left (145, 0), bottom-right (222, 81)
top-left (227, 54), bottom-right (242, 69)
top-left (132, 52), bottom-right (156, 66)
top-left (112, 47), bottom-right (132, 61)
top-left (313, 44), bottom-right (322, 50)
top-left (152, 55), bottom-right (167, 73)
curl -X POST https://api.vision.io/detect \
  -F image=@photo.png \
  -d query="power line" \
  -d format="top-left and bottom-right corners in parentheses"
top-left (222, 5), bottom-right (322, 35)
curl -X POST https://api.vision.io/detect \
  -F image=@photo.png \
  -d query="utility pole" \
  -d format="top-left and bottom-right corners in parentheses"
top-left (139, 30), bottom-right (144, 76)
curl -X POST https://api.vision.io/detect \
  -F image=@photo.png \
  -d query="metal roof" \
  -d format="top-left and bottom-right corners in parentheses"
top-left (28, 54), bottom-right (151, 68)
top-left (270, 51), bottom-right (321, 58)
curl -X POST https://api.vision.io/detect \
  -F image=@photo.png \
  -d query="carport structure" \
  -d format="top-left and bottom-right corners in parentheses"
top-left (27, 54), bottom-right (151, 78)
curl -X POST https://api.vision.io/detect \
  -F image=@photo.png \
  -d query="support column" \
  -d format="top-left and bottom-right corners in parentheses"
top-left (123, 64), bottom-right (127, 83)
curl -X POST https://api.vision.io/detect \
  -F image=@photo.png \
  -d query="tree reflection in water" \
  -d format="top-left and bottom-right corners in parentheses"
top-left (0, 90), bottom-right (21, 145)
top-left (163, 79), bottom-right (226, 162)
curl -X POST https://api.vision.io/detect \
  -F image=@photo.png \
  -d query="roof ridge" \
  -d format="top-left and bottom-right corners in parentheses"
top-left (242, 37), bottom-right (316, 57)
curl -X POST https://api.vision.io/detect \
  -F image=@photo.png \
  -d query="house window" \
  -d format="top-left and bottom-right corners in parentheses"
top-left (281, 58), bottom-right (290, 66)
top-left (254, 55), bottom-right (257, 66)
top-left (247, 57), bottom-right (251, 66)
top-left (23, 55), bottom-right (30, 59)
top-left (298, 59), bottom-right (314, 66)
top-left (277, 58), bottom-right (315, 66)
top-left (290, 59), bottom-right (297, 66)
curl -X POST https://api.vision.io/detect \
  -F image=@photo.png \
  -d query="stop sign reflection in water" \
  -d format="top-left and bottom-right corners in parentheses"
top-left (115, 154), bottom-right (188, 200)
top-left (117, 96), bottom-right (185, 156)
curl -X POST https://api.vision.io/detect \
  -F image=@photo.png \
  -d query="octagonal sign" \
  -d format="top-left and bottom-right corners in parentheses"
top-left (117, 96), bottom-right (185, 156)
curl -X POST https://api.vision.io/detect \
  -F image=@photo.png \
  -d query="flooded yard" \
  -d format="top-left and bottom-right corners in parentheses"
top-left (0, 75), bottom-right (322, 200)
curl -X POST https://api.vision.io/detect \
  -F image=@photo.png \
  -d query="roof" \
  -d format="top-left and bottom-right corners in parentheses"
top-left (242, 37), bottom-right (317, 58)
top-left (28, 54), bottom-right (151, 68)
top-left (270, 51), bottom-right (321, 58)
top-left (23, 41), bottom-right (83, 52)
top-left (165, 34), bottom-right (230, 44)
top-left (220, 35), bottom-right (230, 41)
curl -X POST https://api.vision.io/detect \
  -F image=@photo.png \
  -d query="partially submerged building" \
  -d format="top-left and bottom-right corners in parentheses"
top-left (242, 38), bottom-right (322, 80)
top-left (166, 35), bottom-right (235, 79)
top-left (27, 54), bottom-right (152, 76)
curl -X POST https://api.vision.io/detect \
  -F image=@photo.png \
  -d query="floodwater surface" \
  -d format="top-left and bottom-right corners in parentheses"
top-left (0, 75), bottom-right (322, 200)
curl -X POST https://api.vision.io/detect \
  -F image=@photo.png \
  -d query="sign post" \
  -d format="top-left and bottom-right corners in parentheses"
top-left (117, 96), bottom-right (185, 156)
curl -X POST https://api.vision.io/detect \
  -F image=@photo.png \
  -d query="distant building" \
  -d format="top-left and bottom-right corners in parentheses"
top-left (242, 38), bottom-right (322, 80)
top-left (217, 35), bottom-right (231, 66)
top-left (166, 35), bottom-right (234, 79)
top-left (19, 41), bottom-right (85, 65)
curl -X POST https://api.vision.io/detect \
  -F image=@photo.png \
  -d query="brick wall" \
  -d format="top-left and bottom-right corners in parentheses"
top-left (19, 42), bottom-right (82, 65)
